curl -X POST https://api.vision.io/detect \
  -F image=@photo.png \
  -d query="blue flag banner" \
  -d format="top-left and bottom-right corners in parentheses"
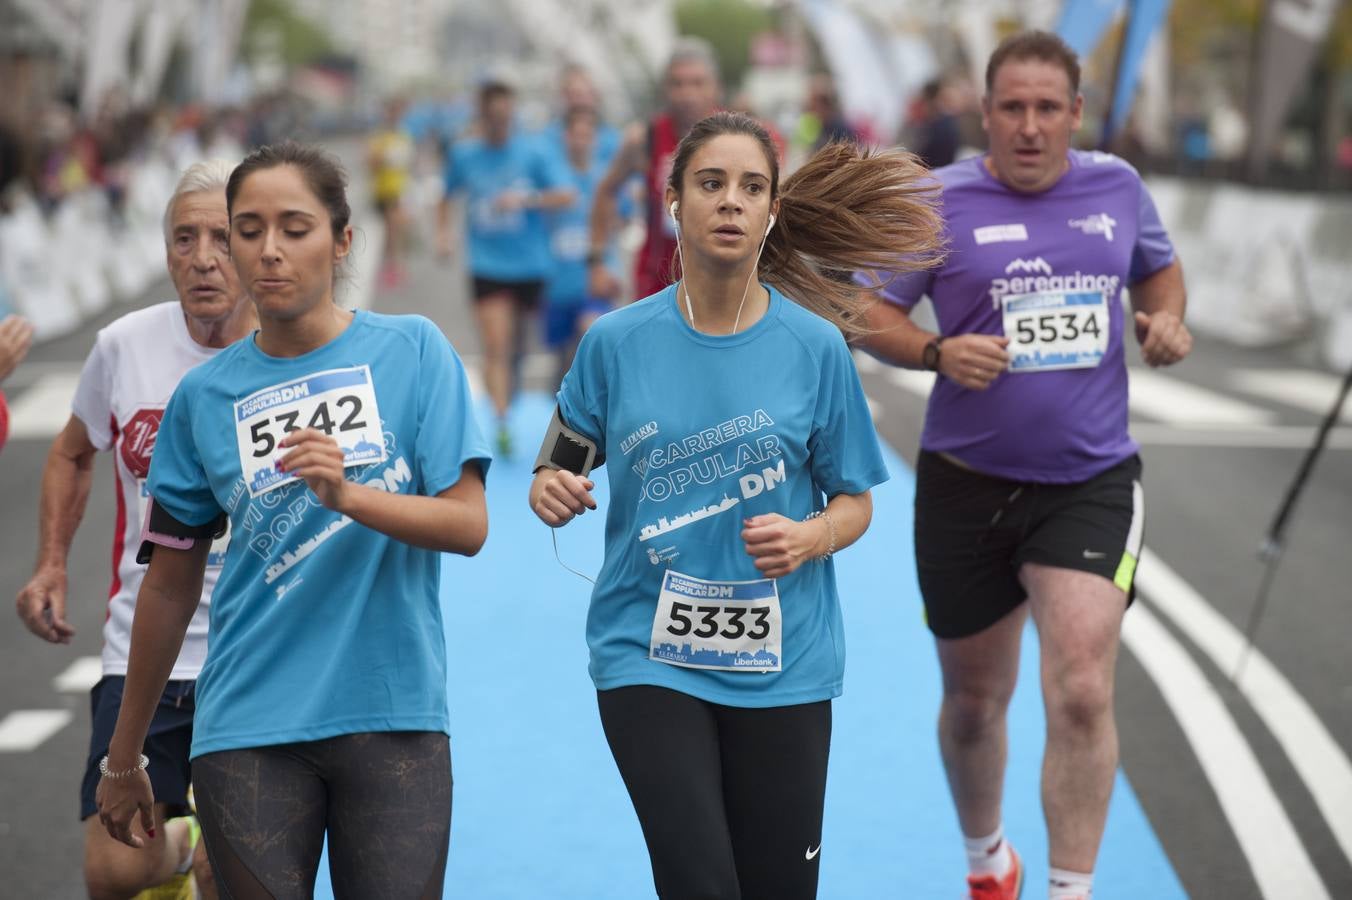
top-left (1056, 0), bottom-right (1124, 58)
top-left (1107, 0), bottom-right (1174, 138)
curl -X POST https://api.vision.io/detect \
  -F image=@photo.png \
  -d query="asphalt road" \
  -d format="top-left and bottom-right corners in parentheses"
top-left (1, 148), bottom-right (1349, 898)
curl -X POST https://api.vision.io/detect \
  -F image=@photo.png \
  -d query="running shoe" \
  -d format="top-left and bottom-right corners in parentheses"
top-left (496, 423), bottom-right (513, 459)
top-left (132, 873), bottom-right (193, 900)
top-left (133, 815), bottom-right (201, 900)
top-left (965, 843), bottom-right (1023, 900)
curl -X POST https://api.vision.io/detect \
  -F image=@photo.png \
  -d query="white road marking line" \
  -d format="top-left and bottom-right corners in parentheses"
top-left (1128, 369), bottom-right (1278, 427)
top-left (1129, 423), bottom-right (1352, 449)
top-left (1122, 606), bottom-right (1330, 899)
top-left (6, 372), bottom-right (81, 439)
top-left (885, 368), bottom-right (936, 398)
top-left (1137, 548), bottom-right (1352, 871)
top-left (0, 710), bottom-right (74, 752)
top-left (53, 656), bottom-right (103, 693)
top-left (1230, 369), bottom-right (1352, 423)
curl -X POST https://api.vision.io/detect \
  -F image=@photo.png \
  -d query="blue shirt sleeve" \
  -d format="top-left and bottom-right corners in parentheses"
top-left (556, 327), bottom-right (608, 455)
top-left (146, 378), bottom-right (222, 526)
top-left (442, 144), bottom-right (465, 195)
top-left (531, 143), bottom-right (570, 192)
top-left (808, 335), bottom-right (889, 497)
top-left (1129, 181), bottom-right (1175, 283)
top-left (415, 320), bottom-right (492, 494)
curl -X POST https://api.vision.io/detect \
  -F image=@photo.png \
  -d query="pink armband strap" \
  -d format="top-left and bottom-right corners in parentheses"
top-left (136, 499), bottom-right (227, 564)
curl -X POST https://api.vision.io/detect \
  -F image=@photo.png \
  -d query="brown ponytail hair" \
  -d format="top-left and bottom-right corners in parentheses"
top-left (668, 112), bottom-right (944, 337)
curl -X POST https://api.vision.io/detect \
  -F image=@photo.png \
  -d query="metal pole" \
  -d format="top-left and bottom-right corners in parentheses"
top-left (1234, 359), bottom-right (1352, 682)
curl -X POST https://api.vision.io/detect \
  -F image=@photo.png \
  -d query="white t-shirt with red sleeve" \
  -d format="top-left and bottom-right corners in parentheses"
top-left (71, 301), bottom-right (228, 680)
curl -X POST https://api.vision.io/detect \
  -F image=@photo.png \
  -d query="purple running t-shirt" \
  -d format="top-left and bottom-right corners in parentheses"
top-left (865, 150), bottom-right (1175, 483)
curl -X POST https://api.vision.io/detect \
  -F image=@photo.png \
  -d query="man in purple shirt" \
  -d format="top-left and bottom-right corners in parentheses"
top-left (862, 32), bottom-right (1192, 900)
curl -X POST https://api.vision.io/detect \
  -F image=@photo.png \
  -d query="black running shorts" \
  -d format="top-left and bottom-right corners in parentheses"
top-left (470, 276), bottom-right (543, 308)
top-left (914, 450), bottom-right (1145, 639)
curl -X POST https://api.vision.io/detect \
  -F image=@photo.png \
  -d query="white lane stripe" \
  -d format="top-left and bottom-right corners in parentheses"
top-left (1231, 369), bottom-right (1352, 423)
top-left (53, 656), bottom-right (103, 693)
top-left (1130, 424), bottom-right (1352, 449)
top-left (1129, 369), bottom-right (1278, 427)
top-left (1137, 548), bottom-right (1352, 870)
top-left (6, 372), bottom-right (80, 439)
top-left (885, 368), bottom-right (936, 398)
top-left (0, 709), bottom-right (74, 752)
top-left (1122, 606), bottom-right (1330, 899)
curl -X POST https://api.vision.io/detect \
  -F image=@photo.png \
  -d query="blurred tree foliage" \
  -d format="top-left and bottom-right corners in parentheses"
top-left (243, 0), bottom-right (335, 67)
top-left (1169, 0), bottom-right (1352, 71)
top-left (1167, 0), bottom-right (1260, 70)
top-left (1327, 0), bottom-right (1352, 71)
top-left (675, 0), bottom-right (775, 91)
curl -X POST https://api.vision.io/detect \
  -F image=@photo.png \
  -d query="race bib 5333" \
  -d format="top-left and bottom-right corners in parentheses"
top-left (649, 570), bottom-right (781, 673)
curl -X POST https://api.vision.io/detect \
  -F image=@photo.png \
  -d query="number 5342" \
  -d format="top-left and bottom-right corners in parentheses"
top-left (249, 395), bottom-right (367, 458)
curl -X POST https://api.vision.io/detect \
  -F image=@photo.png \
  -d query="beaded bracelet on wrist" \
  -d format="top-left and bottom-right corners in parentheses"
top-left (803, 510), bottom-right (837, 560)
top-left (99, 754), bottom-right (149, 779)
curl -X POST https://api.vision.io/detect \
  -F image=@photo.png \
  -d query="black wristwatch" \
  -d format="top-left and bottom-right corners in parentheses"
top-left (922, 336), bottom-right (946, 371)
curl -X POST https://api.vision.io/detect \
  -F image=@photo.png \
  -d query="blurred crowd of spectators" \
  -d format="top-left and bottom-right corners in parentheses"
top-left (0, 87), bottom-right (311, 223)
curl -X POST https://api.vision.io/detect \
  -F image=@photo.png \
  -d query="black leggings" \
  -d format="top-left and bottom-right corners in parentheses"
top-left (597, 685), bottom-right (832, 900)
top-left (192, 731), bottom-right (451, 900)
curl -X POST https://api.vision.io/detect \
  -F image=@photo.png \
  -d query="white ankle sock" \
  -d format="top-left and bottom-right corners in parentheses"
top-left (1048, 866), bottom-right (1093, 899)
top-left (963, 824), bottom-right (1012, 878)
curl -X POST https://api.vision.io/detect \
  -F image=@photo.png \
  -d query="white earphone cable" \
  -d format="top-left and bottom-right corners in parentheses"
top-left (672, 206), bottom-right (773, 336)
top-left (551, 526), bottom-right (596, 585)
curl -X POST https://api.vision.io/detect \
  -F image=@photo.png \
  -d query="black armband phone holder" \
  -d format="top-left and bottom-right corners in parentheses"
top-left (136, 499), bottom-right (228, 564)
top-left (534, 406), bottom-right (602, 476)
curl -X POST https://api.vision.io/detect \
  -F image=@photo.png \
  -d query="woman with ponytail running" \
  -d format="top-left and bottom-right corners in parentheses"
top-left (529, 111), bottom-right (941, 899)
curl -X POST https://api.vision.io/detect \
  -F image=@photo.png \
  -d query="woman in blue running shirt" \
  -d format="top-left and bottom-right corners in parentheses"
top-left (529, 112), bottom-right (942, 900)
top-left (96, 142), bottom-right (490, 899)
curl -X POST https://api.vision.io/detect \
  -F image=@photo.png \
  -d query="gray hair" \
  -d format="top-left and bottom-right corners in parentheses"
top-left (667, 36), bottom-right (720, 84)
top-left (162, 159), bottom-right (236, 241)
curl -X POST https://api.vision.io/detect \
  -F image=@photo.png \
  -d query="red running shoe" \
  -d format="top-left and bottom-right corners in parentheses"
top-left (965, 843), bottom-right (1023, 900)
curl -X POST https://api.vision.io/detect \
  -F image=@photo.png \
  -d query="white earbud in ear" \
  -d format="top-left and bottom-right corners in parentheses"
top-left (765, 213), bottom-right (776, 235)
top-left (669, 201), bottom-right (679, 224)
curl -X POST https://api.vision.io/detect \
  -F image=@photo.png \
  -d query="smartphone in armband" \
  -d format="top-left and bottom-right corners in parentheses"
top-left (536, 406), bottom-right (599, 477)
top-left (550, 431), bottom-right (594, 477)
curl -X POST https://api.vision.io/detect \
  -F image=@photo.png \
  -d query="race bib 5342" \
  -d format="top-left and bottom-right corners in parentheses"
top-left (234, 366), bottom-right (386, 497)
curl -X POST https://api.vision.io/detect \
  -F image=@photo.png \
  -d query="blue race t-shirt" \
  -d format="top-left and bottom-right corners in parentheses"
top-left (558, 285), bottom-right (889, 707)
top-left (546, 152), bottom-right (612, 306)
top-left (443, 133), bottom-right (570, 281)
top-left (147, 311), bottom-right (491, 757)
top-left (535, 118), bottom-right (622, 166)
